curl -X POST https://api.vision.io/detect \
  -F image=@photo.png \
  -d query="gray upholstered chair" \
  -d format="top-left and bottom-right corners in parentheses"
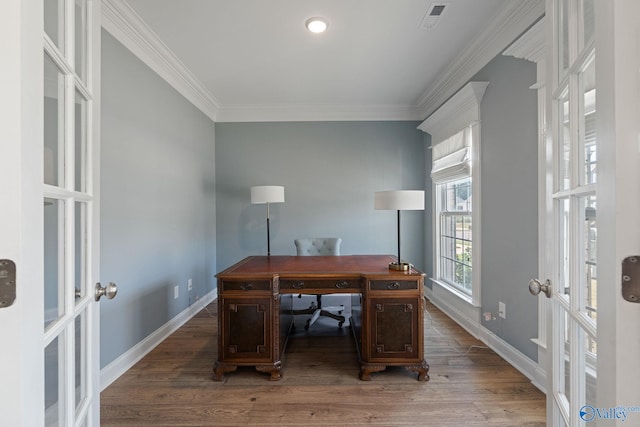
top-left (294, 237), bottom-right (342, 256)
top-left (293, 238), bottom-right (346, 330)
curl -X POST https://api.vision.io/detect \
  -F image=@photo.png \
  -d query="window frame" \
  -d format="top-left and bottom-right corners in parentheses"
top-left (418, 82), bottom-right (487, 307)
top-left (432, 124), bottom-right (480, 305)
top-left (437, 177), bottom-right (473, 295)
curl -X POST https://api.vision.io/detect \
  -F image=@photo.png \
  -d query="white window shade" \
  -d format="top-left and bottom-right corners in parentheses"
top-left (418, 81), bottom-right (487, 184)
top-left (430, 127), bottom-right (471, 182)
top-left (432, 127), bottom-right (466, 159)
top-left (431, 148), bottom-right (469, 181)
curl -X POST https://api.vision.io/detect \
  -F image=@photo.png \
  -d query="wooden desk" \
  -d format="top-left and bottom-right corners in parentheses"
top-left (212, 255), bottom-right (429, 382)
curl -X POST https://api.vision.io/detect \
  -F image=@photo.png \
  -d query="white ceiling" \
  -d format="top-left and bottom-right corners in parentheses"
top-left (115, 0), bottom-right (542, 121)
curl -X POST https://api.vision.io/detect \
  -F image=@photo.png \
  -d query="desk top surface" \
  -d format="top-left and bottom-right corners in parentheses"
top-left (217, 255), bottom-right (424, 278)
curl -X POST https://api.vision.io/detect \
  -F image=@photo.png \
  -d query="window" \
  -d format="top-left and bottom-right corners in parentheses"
top-left (418, 82), bottom-right (487, 305)
top-left (432, 125), bottom-right (475, 298)
top-left (439, 176), bottom-right (472, 294)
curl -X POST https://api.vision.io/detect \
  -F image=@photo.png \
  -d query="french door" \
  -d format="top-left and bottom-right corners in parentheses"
top-left (546, 0), bottom-right (598, 425)
top-left (44, 0), bottom-right (104, 425)
top-left (543, 0), bottom-right (640, 425)
top-left (0, 0), bottom-right (104, 425)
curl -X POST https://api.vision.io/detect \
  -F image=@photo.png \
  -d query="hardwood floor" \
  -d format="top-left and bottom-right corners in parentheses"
top-left (101, 299), bottom-right (546, 426)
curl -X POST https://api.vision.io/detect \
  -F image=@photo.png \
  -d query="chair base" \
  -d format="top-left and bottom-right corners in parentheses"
top-left (292, 304), bottom-right (345, 330)
top-left (305, 308), bottom-right (345, 330)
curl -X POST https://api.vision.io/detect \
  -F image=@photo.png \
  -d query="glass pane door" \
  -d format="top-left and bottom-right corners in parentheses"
top-left (43, 0), bottom-right (98, 425)
top-left (549, 1), bottom-right (597, 425)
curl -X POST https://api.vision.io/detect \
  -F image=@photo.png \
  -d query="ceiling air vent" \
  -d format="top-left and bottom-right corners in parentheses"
top-left (420, 2), bottom-right (449, 29)
top-left (430, 5), bottom-right (446, 16)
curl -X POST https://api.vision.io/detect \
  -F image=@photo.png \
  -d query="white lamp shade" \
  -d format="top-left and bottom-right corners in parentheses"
top-left (251, 186), bottom-right (285, 204)
top-left (374, 190), bottom-right (425, 210)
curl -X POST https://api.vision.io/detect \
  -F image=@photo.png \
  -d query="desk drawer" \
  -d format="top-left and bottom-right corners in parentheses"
top-left (220, 279), bottom-right (272, 292)
top-left (280, 278), bottom-right (360, 291)
top-left (369, 280), bottom-right (418, 291)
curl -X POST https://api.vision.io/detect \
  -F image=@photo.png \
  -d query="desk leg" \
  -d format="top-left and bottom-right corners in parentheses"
top-left (359, 364), bottom-right (387, 381)
top-left (212, 362), bottom-right (237, 381)
top-left (256, 362), bottom-right (283, 381)
top-left (213, 361), bottom-right (283, 381)
top-left (406, 360), bottom-right (430, 381)
top-left (359, 361), bottom-right (430, 381)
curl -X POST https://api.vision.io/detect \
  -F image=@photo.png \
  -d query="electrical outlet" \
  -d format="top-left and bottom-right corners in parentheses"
top-left (188, 278), bottom-right (193, 291)
top-left (174, 285), bottom-right (179, 299)
top-left (483, 312), bottom-right (494, 321)
top-left (498, 301), bottom-right (506, 319)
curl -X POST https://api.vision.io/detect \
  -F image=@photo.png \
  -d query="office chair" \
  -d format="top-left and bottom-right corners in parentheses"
top-left (292, 238), bottom-right (346, 330)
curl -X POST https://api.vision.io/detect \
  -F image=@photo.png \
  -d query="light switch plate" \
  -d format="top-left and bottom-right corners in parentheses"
top-left (498, 301), bottom-right (506, 319)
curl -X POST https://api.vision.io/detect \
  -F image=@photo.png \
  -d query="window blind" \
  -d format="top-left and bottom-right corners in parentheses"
top-left (430, 126), bottom-right (472, 182)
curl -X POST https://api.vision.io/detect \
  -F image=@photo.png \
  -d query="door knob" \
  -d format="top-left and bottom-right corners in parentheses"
top-left (528, 279), bottom-right (552, 298)
top-left (95, 282), bottom-right (118, 301)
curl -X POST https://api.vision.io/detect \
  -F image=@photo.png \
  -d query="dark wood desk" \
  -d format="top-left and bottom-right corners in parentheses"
top-left (212, 255), bottom-right (429, 381)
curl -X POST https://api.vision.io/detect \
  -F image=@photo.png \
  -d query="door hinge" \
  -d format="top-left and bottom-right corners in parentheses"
top-left (622, 256), bottom-right (640, 303)
top-left (0, 260), bottom-right (16, 308)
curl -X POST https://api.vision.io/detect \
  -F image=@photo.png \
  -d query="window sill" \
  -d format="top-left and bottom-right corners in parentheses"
top-left (429, 278), bottom-right (480, 307)
top-left (531, 337), bottom-right (547, 351)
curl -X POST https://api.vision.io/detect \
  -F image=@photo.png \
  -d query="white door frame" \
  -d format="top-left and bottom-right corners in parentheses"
top-left (594, 0), bottom-right (640, 413)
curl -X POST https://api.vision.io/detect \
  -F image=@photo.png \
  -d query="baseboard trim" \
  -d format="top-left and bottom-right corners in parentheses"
top-left (476, 325), bottom-right (546, 394)
top-left (100, 290), bottom-right (217, 391)
top-left (425, 287), bottom-right (546, 394)
top-left (425, 282), bottom-right (482, 338)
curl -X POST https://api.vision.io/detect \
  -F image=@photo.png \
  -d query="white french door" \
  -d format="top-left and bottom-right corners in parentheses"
top-left (44, 0), bottom-right (103, 425)
top-left (546, 1), bottom-right (598, 425)
top-left (543, 0), bottom-right (640, 426)
top-left (0, 0), bottom-right (104, 425)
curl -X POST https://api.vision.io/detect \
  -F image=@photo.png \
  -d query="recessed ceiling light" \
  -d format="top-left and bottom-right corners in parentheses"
top-left (305, 17), bottom-right (328, 33)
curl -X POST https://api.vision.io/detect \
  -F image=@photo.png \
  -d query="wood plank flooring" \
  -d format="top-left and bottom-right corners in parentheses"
top-left (101, 299), bottom-right (546, 426)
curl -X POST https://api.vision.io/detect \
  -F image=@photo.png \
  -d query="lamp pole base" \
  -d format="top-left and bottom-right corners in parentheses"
top-left (388, 262), bottom-right (411, 271)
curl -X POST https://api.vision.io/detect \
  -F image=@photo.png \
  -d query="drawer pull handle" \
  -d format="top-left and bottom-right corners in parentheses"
top-left (240, 283), bottom-right (254, 291)
top-left (387, 281), bottom-right (401, 290)
top-left (335, 281), bottom-right (349, 289)
top-left (292, 281), bottom-right (305, 289)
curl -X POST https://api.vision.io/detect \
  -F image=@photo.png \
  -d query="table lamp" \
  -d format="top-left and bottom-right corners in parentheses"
top-left (251, 185), bottom-right (285, 256)
top-left (374, 190), bottom-right (425, 270)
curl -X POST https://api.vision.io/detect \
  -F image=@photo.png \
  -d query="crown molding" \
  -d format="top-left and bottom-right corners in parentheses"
top-left (101, 0), bottom-right (542, 124)
top-left (415, 0), bottom-right (544, 121)
top-left (101, 0), bottom-right (220, 121)
top-left (417, 81), bottom-right (489, 141)
top-left (502, 17), bottom-right (546, 63)
top-left (216, 104), bottom-right (423, 123)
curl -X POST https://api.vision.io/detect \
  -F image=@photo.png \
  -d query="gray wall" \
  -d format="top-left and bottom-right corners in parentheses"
top-left (473, 55), bottom-right (539, 361)
top-left (215, 121), bottom-right (425, 272)
top-left (100, 30), bottom-right (216, 368)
